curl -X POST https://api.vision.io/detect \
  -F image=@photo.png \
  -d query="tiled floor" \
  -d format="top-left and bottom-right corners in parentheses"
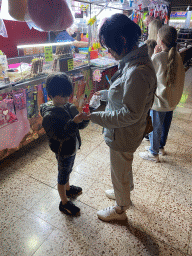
top-left (1, 67), bottom-right (192, 256)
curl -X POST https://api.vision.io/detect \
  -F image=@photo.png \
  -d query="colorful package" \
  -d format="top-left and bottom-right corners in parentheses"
top-left (13, 89), bottom-right (27, 111)
top-left (26, 86), bottom-right (39, 119)
top-left (0, 97), bottom-right (17, 128)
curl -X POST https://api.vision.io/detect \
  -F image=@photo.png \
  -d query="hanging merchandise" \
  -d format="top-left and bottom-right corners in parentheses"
top-left (93, 69), bottom-right (102, 82)
top-left (27, 0), bottom-right (74, 31)
top-left (0, 19), bottom-right (8, 38)
top-left (26, 86), bottom-right (39, 119)
top-left (0, 93), bottom-right (17, 129)
top-left (8, 0), bottom-right (27, 21)
top-left (0, 51), bottom-right (8, 82)
top-left (13, 89), bottom-right (27, 112)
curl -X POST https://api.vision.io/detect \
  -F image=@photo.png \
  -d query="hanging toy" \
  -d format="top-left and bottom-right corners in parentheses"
top-left (8, 0), bottom-right (27, 21)
top-left (87, 3), bottom-right (109, 26)
top-left (28, 0), bottom-right (74, 31)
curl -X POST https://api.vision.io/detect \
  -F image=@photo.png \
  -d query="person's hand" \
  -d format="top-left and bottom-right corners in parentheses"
top-left (73, 112), bottom-right (91, 123)
top-left (154, 45), bottom-right (162, 54)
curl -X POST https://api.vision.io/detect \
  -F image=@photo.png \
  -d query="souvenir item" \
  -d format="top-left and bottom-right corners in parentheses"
top-left (8, 0), bottom-right (27, 21)
top-left (0, 96), bottom-right (17, 128)
top-left (28, 0), bottom-right (74, 31)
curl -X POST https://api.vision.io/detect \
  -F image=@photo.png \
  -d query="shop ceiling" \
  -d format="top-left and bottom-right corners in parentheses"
top-left (169, 0), bottom-right (192, 11)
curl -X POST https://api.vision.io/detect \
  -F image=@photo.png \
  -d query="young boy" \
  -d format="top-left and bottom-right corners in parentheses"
top-left (40, 72), bottom-right (89, 216)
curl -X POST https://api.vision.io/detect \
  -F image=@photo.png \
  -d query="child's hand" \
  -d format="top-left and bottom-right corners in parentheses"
top-left (154, 45), bottom-right (162, 54)
top-left (73, 112), bottom-right (91, 123)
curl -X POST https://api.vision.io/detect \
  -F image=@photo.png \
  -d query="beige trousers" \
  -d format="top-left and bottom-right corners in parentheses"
top-left (110, 148), bottom-right (134, 210)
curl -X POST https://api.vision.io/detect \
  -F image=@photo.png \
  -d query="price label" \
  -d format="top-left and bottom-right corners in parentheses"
top-left (44, 46), bottom-right (53, 62)
top-left (67, 59), bottom-right (74, 71)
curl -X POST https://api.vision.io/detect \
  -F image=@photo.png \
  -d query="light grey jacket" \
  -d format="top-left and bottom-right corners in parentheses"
top-left (91, 45), bottom-right (157, 152)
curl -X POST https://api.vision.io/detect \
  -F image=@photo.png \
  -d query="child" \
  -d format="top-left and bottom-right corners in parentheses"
top-left (40, 72), bottom-right (89, 216)
top-left (145, 39), bottom-right (157, 58)
top-left (139, 25), bottom-right (185, 162)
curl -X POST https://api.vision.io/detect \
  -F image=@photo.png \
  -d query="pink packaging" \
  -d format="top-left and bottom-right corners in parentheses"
top-left (13, 89), bottom-right (27, 111)
top-left (0, 97), bottom-right (17, 128)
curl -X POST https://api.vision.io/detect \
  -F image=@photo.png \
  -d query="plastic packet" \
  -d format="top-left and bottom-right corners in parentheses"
top-left (89, 94), bottom-right (101, 109)
top-left (0, 19), bottom-right (8, 38)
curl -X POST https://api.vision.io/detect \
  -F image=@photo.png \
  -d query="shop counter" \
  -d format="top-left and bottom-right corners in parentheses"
top-left (0, 63), bottom-right (117, 161)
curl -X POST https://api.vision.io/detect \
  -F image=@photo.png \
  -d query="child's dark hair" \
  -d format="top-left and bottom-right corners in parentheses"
top-left (45, 72), bottom-right (73, 98)
top-left (99, 14), bottom-right (141, 56)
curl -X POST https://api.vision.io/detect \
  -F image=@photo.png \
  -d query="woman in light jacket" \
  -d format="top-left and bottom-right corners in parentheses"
top-left (139, 25), bottom-right (185, 162)
top-left (86, 14), bottom-right (157, 222)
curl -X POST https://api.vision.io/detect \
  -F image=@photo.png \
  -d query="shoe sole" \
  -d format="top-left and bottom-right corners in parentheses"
top-left (59, 208), bottom-right (80, 216)
top-left (97, 215), bottom-right (127, 222)
top-left (142, 157), bottom-right (160, 163)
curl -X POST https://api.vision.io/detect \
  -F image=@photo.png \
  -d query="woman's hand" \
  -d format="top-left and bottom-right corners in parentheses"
top-left (73, 112), bottom-right (91, 123)
top-left (154, 45), bottom-right (162, 54)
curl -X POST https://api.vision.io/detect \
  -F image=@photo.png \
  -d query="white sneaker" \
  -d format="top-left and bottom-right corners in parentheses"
top-left (105, 189), bottom-right (115, 200)
top-left (97, 206), bottom-right (127, 222)
top-left (139, 151), bottom-right (160, 162)
top-left (145, 146), bottom-right (166, 156)
top-left (105, 186), bottom-right (134, 200)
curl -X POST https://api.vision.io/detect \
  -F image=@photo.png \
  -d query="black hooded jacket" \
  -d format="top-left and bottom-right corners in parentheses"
top-left (40, 102), bottom-right (89, 157)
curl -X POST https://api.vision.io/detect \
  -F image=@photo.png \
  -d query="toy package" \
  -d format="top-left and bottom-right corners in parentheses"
top-left (26, 85), bottom-right (39, 118)
top-left (0, 93), bottom-right (17, 128)
top-left (13, 89), bottom-right (27, 112)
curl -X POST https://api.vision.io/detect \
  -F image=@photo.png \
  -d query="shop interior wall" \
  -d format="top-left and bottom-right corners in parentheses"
top-left (0, 20), bottom-right (48, 58)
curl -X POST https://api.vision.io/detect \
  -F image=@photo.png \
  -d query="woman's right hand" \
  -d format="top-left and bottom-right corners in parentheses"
top-left (73, 112), bottom-right (90, 123)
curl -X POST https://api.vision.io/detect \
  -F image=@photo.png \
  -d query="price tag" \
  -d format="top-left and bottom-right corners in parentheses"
top-left (67, 59), bottom-right (74, 71)
top-left (44, 46), bottom-right (53, 62)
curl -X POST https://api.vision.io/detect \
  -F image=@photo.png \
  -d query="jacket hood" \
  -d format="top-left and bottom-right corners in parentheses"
top-left (119, 44), bottom-right (150, 71)
top-left (40, 102), bottom-right (66, 117)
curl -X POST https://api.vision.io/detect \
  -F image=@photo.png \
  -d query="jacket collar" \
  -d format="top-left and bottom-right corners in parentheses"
top-left (118, 44), bottom-right (149, 71)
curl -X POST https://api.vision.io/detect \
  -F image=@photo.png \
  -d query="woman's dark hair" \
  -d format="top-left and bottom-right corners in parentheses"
top-left (99, 14), bottom-right (141, 56)
top-left (45, 72), bottom-right (73, 98)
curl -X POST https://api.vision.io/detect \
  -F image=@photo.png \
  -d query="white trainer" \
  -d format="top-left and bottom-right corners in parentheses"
top-left (97, 206), bottom-right (127, 222)
top-left (139, 151), bottom-right (160, 163)
top-left (105, 186), bottom-right (134, 200)
top-left (145, 146), bottom-right (166, 156)
top-left (105, 189), bottom-right (115, 200)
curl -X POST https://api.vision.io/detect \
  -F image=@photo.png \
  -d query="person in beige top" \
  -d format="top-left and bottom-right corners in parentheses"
top-left (139, 25), bottom-right (185, 162)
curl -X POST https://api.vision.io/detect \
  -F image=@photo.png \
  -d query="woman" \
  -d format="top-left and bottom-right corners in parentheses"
top-left (139, 25), bottom-right (185, 162)
top-left (86, 14), bottom-right (157, 222)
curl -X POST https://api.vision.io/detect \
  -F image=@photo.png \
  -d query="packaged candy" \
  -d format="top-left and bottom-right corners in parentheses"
top-left (83, 103), bottom-right (89, 113)
top-left (89, 94), bottom-right (101, 109)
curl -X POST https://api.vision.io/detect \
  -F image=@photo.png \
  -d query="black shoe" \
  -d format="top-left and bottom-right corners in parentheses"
top-left (66, 185), bottom-right (82, 198)
top-left (59, 201), bottom-right (80, 216)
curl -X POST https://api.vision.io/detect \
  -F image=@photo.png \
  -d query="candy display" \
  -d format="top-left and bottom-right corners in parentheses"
top-left (31, 58), bottom-right (44, 76)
